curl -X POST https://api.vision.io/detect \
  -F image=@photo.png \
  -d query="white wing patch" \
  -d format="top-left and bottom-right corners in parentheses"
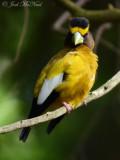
top-left (37, 73), bottom-right (64, 105)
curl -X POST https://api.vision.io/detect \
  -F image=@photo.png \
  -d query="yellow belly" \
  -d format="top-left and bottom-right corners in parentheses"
top-left (54, 46), bottom-right (98, 109)
top-left (34, 45), bottom-right (98, 110)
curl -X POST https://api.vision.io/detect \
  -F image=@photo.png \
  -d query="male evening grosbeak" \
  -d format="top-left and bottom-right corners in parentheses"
top-left (19, 17), bottom-right (98, 142)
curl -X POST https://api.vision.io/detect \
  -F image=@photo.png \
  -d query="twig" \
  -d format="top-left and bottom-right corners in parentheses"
top-left (0, 71), bottom-right (120, 134)
top-left (94, 23), bottom-right (112, 51)
top-left (54, 0), bottom-right (120, 22)
top-left (53, 0), bottom-right (90, 33)
top-left (100, 38), bottom-right (120, 55)
top-left (14, 6), bottom-right (29, 63)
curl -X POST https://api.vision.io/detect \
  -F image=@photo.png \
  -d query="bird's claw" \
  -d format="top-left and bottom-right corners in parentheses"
top-left (62, 102), bottom-right (72, 113)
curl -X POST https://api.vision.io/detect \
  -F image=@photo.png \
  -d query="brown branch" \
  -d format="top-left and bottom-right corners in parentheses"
top-left (54, 0), bottom-right (120, 22)
top-left (100, 38), bottom-right (120, 55)
top-left (53, 0), bottom-right (90, 33)
top-left (14, 6), bottom-right (29, 63)
top-left (94, 23), bottom-right (112, 51)
top-left (0, 71), bottom-right (120, 134)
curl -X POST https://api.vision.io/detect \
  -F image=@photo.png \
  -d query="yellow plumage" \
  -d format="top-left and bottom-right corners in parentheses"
top-left (19, 17), bottom-right (98, 141)
top-left (34, 44), bottom-right (98, 109)
top-left (70, 26), bottom-right (89, 36)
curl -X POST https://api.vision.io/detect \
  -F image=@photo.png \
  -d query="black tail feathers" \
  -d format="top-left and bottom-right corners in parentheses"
top-left (19, 92), bottom-right (60, 142)
top-left (47, 115), bottom-right (64, 134)
top-left (19, 127), bottom-right (31, 142)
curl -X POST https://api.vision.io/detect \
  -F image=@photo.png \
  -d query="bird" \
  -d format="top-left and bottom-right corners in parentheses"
top-left (19, 17), bottom-right (98, 142)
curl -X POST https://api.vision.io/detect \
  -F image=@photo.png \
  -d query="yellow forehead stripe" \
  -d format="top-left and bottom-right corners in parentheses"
top-left (70, 26), bottom-right (89, 35)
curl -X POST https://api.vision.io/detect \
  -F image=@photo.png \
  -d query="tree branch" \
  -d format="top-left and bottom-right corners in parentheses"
top-left (54, 0), bottom-right (120, 22)
top-left (0, 71), bottom-right (120, 134)
top-left (94, 23), bottom-right (112, 51)
top-left (14, 6), bottom-right (29, 63)
top-left (53, 0), bottom-right (90, 33)
top-left (100, 38), bottom-right (120, 55)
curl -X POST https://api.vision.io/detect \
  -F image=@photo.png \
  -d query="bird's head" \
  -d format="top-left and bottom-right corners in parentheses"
top-left (65, 17), bottom-right (89, 47)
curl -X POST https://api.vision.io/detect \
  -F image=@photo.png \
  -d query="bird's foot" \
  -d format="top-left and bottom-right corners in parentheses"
top-left (83, 100), bottom-right (87, 106)
top-left (62, 102), bottom-right (72, 113)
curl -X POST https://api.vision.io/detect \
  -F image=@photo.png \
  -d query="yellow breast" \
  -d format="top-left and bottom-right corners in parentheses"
top-left (55, 45), bottom-right (98, 108)
top-left (34, 45), bottom-right (98, 109)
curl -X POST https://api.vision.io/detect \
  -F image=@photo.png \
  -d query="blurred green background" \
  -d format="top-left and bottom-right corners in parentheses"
top-left (0, 0), bottom-right (120, 160)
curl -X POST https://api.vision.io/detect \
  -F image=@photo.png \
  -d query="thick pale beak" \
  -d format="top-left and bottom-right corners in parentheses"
top-left (73, 32), bottom-right (84, 45)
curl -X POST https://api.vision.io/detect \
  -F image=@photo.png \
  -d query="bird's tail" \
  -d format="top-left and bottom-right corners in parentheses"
top-left (19, 127), bottom-right (31, 142)
top-left (19, 92), bottom-right (59, 142)
top-left (19, 98), bottom-right (45, 142)
top-left (19, 95), bottom-right (55, 142)
top-left (47, 115), bottom-right (65, 134)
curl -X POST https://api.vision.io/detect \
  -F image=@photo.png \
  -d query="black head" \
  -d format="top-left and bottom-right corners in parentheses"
top-left (70, 17), bottom-right (89, 29)
top-left (65, 17), bottom-right (90, 47)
